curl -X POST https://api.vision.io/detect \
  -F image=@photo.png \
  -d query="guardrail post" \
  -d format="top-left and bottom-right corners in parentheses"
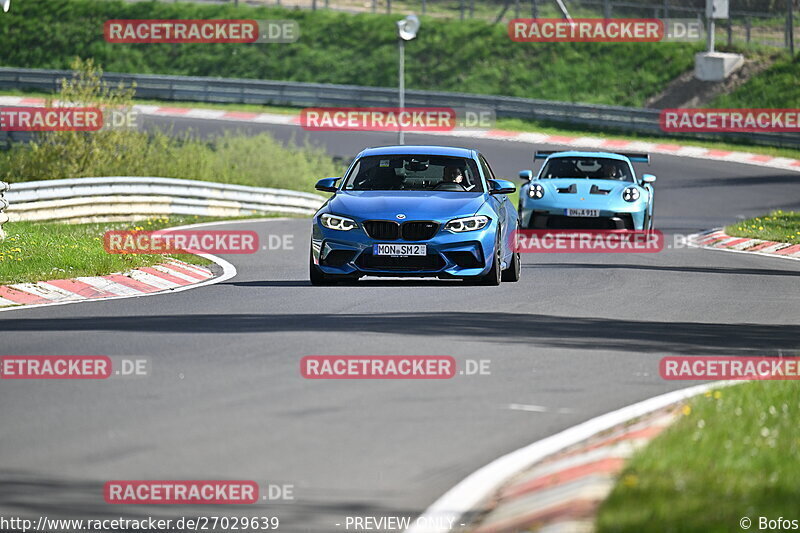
top-left (745, 17), bottom-right (751, 45)
top-left (0, 180), bottom-right (8, 243)
top-left (727, 20), bottom-right (733, 47)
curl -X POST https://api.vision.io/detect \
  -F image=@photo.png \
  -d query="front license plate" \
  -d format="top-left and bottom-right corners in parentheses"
top-left (373, 244), bottom-right (427, 256)
top-left (565, 208), bottom-right (600, 217)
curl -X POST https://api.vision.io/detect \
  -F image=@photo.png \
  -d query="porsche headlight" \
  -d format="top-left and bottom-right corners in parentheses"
top-left (445, 215), bottom-right (490, 233)
top-left (320, 213), bottom-right (358, 231)
top-left (528, 183), bottom-right (545, 199)
top-left (622, 187), bottom-right (640, 202)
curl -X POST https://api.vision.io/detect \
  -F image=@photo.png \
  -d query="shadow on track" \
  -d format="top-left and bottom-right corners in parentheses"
top-left (524, 263), bottom-right (800, 277)
top-left (1, 313), bottom-right (797, 356)
top-left (226, 279), bottom-right (465, 288)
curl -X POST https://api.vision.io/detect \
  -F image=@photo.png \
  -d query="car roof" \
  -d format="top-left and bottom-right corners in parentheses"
top-left (545, 151), bottom-right (631, 162)
top-left (358, 145), bottom-right (475, 158)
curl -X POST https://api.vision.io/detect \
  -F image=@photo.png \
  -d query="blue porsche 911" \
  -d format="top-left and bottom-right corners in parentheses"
top-left (310, 145), bottom-right (520, 285)
top-left (518, 151), bottom-right (656, 230)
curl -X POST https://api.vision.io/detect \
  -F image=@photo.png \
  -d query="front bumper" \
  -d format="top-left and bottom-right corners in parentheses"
top-left (519, 202), bottom-right (645, 230)
top-left (311, 220), bottom-right (498, 278)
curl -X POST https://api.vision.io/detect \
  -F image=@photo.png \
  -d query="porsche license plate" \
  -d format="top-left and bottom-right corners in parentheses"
top-left (565, 208), bottom-right (599, 217)
top-left (373, 244), bottom-right (427, 256)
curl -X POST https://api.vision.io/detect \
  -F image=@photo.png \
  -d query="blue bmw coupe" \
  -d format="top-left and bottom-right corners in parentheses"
top-left (310, 146), bottom-right (520, 285)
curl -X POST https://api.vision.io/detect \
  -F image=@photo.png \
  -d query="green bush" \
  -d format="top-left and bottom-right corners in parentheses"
top-left (0, 58), bottom-right (339, 191)
top-left (0, 130), bottom-right (340, 192)
top-left (0, 0), bottom-right (703, 106)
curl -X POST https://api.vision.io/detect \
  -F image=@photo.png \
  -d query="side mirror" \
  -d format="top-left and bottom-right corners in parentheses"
top-left (315, 177), bottom-right (340, 193)
top-left (642, 174), bottom-right (656, 184)
top-left (519, 170), bottom-right (534, 181)
top-left (489, 179), bottom-right (516, 195)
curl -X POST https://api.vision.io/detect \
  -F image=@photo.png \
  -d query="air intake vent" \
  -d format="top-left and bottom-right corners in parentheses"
top-left (363, 220), bottom-right (400, 240)
top-left (401, 221), bottom-right (439, 241)
top-left (590, 185), bottom-right (611, 195)
top-left (556, 184), bottom-right (577, 193)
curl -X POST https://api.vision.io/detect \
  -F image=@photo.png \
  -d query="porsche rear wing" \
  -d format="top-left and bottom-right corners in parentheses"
top-left (534, 151), bottom-right (650, 164)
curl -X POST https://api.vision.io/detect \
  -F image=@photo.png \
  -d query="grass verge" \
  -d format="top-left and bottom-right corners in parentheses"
top-left (0, 215), bottom-right (272, 285)
top-left (725, 210), bottom-right (800, 245)
top-left (596, 381), bottom-right (800, 533)
top-left (712, 56), bottom-right (800, 108)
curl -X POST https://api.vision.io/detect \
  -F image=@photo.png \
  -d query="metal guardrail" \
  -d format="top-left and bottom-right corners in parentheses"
top-left (0, 180), bottom-right (8, 242)
top-left (3, 177), bottom-right (326, 223)
top-left (0, 67), bottom-right (798, 149)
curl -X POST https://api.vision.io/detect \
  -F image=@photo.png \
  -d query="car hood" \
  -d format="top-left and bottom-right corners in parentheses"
top-left (532, 178), bottom-right (643, 207)
top-left (327, 191), bottom-right (488, 221)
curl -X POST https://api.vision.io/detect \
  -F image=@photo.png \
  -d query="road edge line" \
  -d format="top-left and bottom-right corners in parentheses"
top-left (405, 380), bottom-right (739, 533)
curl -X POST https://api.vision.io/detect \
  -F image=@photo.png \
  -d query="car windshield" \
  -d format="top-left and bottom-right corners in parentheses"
top-left (539, 157), bottom-right (633, 182)
top-left (343, 155), bottom-right (484, 192)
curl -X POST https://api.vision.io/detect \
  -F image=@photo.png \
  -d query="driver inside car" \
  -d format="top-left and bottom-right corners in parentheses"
top-left (442, 165), bottom-right (475, 190)
top-left (601, 162), bottom-right (625, 180)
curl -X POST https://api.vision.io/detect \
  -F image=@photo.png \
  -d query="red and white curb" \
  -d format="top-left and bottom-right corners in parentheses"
top-left (2, 96), bottom-right (799, 175)
top-left (689, 229), bottom-right (800, 261)
top-left (404, 382), bottom-right (738, 533)
top-left (466, 409), bottom-right (678, 533)
top-left (0, 258), bottom-right (222, 312)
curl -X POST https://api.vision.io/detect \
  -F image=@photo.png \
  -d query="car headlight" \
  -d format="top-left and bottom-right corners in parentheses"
top-left (622, 186), bottom-right (641, 202)
top-left (444, 215), bottom-right (490, 232)
top-left (528, 183), bottom-right (545, 199)
top-left (320, 213), bottom-right (358, 231)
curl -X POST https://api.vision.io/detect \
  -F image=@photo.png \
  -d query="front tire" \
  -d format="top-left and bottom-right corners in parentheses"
top-left (502, 251), bottom-right (521, 282)
top-left (309, 251), bottom-right (338, 286)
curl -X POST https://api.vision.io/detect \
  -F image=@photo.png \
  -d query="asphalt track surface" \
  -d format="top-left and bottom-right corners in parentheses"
top-left (1, 116), bottom-right (799, 532)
